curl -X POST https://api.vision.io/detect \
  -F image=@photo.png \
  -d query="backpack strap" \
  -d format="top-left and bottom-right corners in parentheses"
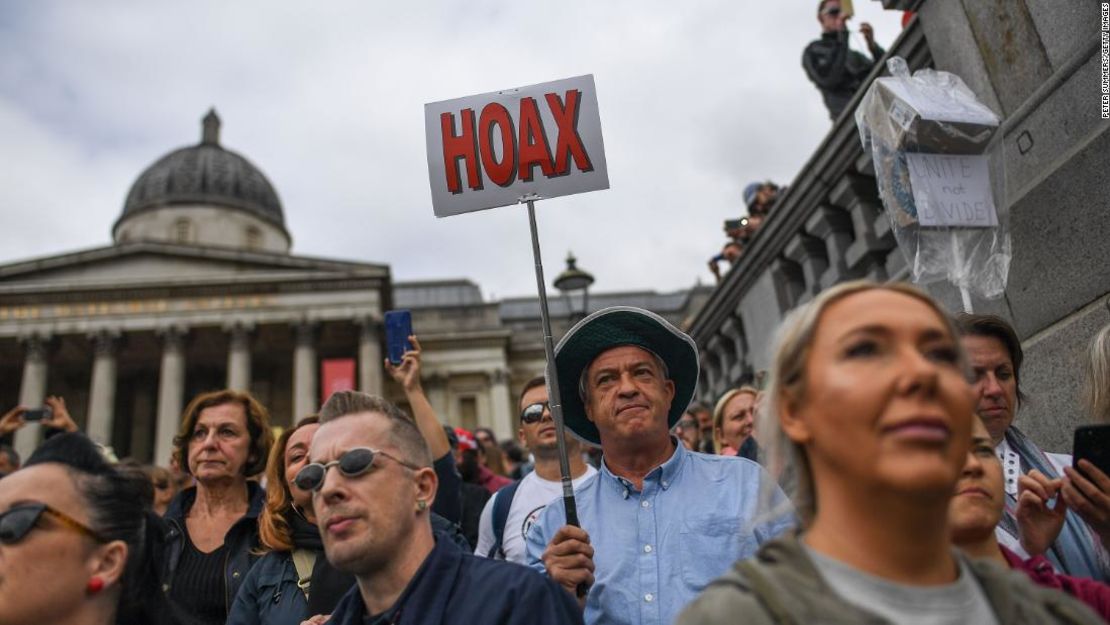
top-left (291, 548), bottom-right (317, 600)
top-left (736, 559), bottom-right (797, 625)
top-left (486, 480), bottom-right (522, 559)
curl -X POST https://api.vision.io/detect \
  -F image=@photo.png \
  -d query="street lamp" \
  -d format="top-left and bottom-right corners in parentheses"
top-left (553, 251), bottom-right (595, 322)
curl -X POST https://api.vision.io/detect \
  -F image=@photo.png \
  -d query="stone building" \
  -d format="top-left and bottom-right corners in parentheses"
top-left (690, 1), bottom-right (1109, 451)
top-left (0, 111), bottom-right (709, 464)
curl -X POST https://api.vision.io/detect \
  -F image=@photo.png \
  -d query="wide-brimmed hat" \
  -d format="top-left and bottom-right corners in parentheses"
top-left (552, 306), bottom-right (699, 445)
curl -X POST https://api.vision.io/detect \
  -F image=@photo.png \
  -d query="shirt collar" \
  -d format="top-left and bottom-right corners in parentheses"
top-left (599, 436), bottom-right (686, 498)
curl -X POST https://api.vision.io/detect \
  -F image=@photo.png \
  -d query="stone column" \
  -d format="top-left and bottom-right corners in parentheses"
top-left (293, 322), bottom-right (318, 420)
top-left (14, 336), bottom-right (49, 460)
top-left (424, 373), bottom-right (449, 425)
top-left (226, 323), bottom-right (253, 391)
top-left (154, 327), bottom-right (187, 467)
top-left (488, 369), bottom-right (513, 440)
top-left (357, 318), bottom-right (384, 395)
top-left (86, 330), bottom-right (120, 446)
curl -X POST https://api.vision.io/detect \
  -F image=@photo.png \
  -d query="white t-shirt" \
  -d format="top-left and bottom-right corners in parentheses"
top-left (474, 465), bottom-right (598, 564)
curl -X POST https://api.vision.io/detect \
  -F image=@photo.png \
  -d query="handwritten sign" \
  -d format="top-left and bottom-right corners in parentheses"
top-left (905, 153), bottom-right (998, 228)
top-left (425, 75), bottom-right (608, 217)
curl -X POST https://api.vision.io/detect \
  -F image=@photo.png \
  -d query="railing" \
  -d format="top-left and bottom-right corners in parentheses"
top-left (688, 15), bottom-right (931, 402)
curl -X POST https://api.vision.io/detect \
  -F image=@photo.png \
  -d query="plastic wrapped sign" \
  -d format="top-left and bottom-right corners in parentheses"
top-left (856, 57), bottom-right (1010, 303)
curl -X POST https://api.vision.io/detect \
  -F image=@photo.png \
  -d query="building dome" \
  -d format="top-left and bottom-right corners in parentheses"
top-left (113, 109), bottom-right (292, 252)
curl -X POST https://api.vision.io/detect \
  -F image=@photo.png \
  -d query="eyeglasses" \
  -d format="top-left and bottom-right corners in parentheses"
top-left (294, 447), bottom-right (421, 492)
top-left (0, 502), bottom-right (108, 545)
top-left (153, 480), bottom-right (170, 490)
top-left (520, 402), bottom-right (550, 425)
top-left (822, 6), bottom-right (841, 17)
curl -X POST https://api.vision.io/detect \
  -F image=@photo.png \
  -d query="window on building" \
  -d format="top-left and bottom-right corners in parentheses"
top-left (244, 226), bottom-right (262, 250)
top-left (172, 218), bottom-right (193, 243)
top-left (459, 396), bottom-right (478, 432)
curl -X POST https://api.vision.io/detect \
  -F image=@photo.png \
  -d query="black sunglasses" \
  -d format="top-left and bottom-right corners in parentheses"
top-left (0, 502), bottom-right (108, 545)
top-left (520, 402), bottom-right (550, 425)
top-left (294, 447), bottom-right (421, 492)
top-left (822, 6), bottom-right (841, 17)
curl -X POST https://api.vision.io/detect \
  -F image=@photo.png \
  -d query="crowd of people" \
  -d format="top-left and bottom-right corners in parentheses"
top-left (2, 279), bottom-right (1110, 625)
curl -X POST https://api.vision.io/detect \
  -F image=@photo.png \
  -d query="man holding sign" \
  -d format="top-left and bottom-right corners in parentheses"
top-left (525, 307), bottom-right (794, 625)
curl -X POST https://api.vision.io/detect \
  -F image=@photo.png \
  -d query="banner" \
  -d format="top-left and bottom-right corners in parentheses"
top-left (321, 358), bottom-right (356, 406)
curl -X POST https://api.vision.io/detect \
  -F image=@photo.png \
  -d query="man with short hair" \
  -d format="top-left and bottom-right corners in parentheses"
top-left (475, 376), bottom-right (598, 563)
top-left (304, 390), bottom-right (583, 625)
top-left (685, 402), bottom-right (714, 454)
top-left (803, 0), bottom-right (885, 120)
top-left (526, 307), bottom-right (794, 625)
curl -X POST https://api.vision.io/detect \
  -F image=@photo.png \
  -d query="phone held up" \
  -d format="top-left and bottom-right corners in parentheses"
top-left (22, 407), bottom-right (52, 422)
top-left (1073, 424), bottom-right (1110, 480)
top-left (384, 310), bottom-right (414, 366)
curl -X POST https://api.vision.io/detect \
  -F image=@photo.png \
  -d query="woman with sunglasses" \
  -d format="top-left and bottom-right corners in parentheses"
top-left (679, 281), bottom-right (1101, 625)
top-left (0, 432), bottom-right (169, 625)
top-left (227, 416), bottom-right (357, 625)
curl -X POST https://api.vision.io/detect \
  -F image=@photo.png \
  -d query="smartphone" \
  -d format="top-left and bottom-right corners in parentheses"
top-left (723, 219), bottom-right (743, 231)
top-left (1073, 424), bottom-right (1110, 478)
top-left (23, 407), bottom-right (52, 422)
top-left (384, 310), bottom-right (414, 366)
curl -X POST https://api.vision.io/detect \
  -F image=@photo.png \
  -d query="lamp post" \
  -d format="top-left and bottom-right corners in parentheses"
top-left (553, 252), bottom-right (595, 323)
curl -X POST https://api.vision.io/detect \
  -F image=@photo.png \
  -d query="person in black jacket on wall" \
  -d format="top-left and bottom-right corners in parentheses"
top-left (802, 0), bottom-right (886, 120)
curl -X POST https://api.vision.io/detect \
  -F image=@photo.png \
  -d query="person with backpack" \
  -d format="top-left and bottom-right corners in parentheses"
top-left (475, 375), bottom-right (597, 564)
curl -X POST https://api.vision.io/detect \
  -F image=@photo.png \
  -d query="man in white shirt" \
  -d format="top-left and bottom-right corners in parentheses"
top-left (475, 375), bottom-right (597, 563)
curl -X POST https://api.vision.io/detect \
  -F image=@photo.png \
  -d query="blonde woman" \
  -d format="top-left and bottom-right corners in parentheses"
top-left (712, 386), bottom-right (759, 458)
top-left (679, 280), bottom-right (1101, 625)
top-left (1083, 323), bottom-right (1110, 423)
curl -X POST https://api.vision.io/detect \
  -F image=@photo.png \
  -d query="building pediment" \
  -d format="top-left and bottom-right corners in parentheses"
top-left (0, 242), bottom-right (389, 295)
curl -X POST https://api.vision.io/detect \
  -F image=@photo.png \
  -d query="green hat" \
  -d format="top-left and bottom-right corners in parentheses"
top-left (552, 306), bottom-right (699, 445)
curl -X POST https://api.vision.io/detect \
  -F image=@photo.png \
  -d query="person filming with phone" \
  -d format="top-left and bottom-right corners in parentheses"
top-left (802, 0), bottom-right (885, 120)
top-left (957, 314), bottom-right (1110, 582)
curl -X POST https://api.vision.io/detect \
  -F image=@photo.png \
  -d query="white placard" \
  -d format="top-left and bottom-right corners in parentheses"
top-left (424, 75), bottom-right (609, 217)
top-left (906, 153), bottom-right (998, 228)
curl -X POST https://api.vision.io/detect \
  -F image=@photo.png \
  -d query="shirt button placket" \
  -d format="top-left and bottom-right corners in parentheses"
top-left (638, 487), bottom-right (660, 625)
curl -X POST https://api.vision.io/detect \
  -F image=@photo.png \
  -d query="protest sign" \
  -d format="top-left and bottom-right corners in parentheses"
top-left (905, 153), bottom-right (998, 227)
top-left (424, 75), bottom-right (608, 217)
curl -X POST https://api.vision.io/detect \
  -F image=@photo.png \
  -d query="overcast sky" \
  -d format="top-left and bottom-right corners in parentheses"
top-left (0, 1), bottom-right (905, 300)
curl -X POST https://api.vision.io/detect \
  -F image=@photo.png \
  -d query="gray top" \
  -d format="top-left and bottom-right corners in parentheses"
top-left (806, 545), bottom-right (999, 625)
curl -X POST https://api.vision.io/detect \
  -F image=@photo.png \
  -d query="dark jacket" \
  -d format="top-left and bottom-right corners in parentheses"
top-left (225, 514), bottom-right (472, 625)
top-left (162, 482), bottom-right (265, 621)
top-left (1003, 546), bottom-right (1110, 621)
top-left (802, 30), bottom-right (885, 120)
top-left (327, 536), bottom-right (584, 625)
top-left (677, 532), bottom-right (1103, 625)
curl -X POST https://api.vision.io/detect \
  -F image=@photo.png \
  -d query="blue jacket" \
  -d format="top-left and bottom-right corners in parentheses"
top-left (226, 549), bottom-right (308, 625)
top-left (327, 536), bottom-right (584, 625)
top-left (162, 482), bottom-right (265, 617)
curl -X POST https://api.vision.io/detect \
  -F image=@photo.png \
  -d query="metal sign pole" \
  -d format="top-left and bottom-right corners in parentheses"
top-left (524, 198), bottom-right (581, 530)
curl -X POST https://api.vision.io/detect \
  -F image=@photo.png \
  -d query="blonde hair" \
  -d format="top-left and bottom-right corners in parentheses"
top-left (712, 386), bottom-right (759, 454)
top-left (760, 280), bottom-right (965, 526)
top-left (1083, 323), bottom-right (1110, 423)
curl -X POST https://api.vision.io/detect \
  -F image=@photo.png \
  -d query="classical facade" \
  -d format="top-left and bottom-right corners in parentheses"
top-left (0, 111), bottom-right (709, 464)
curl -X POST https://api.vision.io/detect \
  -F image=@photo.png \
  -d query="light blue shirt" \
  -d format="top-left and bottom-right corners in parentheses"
top-left (526, 440), bottom-right (795, 625)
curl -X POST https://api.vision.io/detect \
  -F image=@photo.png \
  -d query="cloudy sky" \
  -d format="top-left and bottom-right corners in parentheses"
top-left (0, 1), bottom-right (904, 300)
